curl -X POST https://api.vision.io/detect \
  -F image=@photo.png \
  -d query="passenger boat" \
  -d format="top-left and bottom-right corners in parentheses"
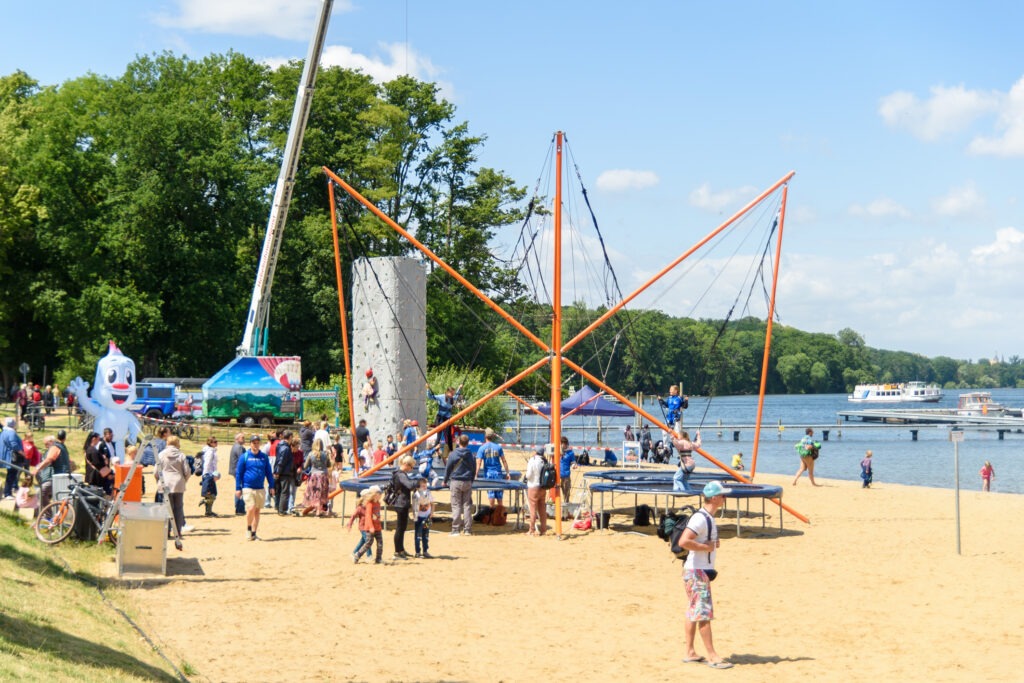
top-left (956, 392), bottom-right (1006, 417)
top-left (848, 381), bottom-right (943, 403)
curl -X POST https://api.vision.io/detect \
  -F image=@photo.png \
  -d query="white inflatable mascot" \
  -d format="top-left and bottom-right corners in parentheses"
top-left (68, 341), bottom-right (142, 463)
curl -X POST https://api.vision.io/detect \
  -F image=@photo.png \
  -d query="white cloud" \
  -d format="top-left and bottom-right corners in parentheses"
top-left (848, 198), bottom-right (911, 219)
top-left (878, 84), bottom-right (999, 141)
top-left (879, 75), bottom-right (1024, 157)
top-left (156, 0), bottom-right (352, 40)
top-left (932, 182), bottom-right (985, 217)
top-left (595, 169), bottom-right (659, 192)
top-left (688, 183), bottom-right (758, 212)
top-left (263, 42), bottom-right (454, 97)
top-left (967, 76), bottom-right (1024, 156)
top-left (969, 226), bottom-right (1024, 266)
top-left (322, 43), bottom-right (447, 87)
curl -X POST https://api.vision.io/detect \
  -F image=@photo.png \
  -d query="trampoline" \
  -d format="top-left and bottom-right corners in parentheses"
top-left (587, 479), bottom-right (785, 536)
top-left (583, 469), bottom-right (722, 483)
top-left (335, 473), bottom-right (528, 530)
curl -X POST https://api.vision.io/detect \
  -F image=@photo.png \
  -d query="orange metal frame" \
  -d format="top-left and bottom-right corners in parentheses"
top-left (323, 138), bottom-right (807, 526)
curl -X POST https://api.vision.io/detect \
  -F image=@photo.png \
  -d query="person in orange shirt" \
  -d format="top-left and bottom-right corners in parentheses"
top-left (354, 486), bottom-right (384, 564)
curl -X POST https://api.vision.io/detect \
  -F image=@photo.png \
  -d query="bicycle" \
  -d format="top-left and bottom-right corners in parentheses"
top-left (34, 480), bottom-right (120, 545)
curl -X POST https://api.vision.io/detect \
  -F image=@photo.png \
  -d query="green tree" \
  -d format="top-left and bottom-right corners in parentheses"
top-left (776, 352), bottom-right (812, 393)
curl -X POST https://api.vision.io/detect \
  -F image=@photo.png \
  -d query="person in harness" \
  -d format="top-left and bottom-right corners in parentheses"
top-left (658, 384), bottom-right (688, 431)
top-left (426, 383), bottom-right (462, 456)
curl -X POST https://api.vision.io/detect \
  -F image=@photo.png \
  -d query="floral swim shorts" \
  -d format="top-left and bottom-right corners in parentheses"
top-left (683, 569), bottom-right (714, 622)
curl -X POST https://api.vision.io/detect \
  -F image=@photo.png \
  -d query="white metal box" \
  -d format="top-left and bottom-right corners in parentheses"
top-left (117, 502), bottom-right (169, 576)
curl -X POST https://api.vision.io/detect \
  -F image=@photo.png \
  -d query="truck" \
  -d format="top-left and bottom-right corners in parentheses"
top-left (204, 1), bottom-right (331, 422)
top-left (133, 382), bottom-right (178, 419)
top-left (202, 356), bottom-right (302, 426)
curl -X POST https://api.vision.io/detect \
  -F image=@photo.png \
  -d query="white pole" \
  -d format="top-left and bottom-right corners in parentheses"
top-left (952, 428), bottom-right (963, 555)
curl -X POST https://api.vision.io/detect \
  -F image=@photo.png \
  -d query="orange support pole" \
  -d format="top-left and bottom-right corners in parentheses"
top-left (561, 390), bottom-right (605, 420)
top-left (562, 171), bottom-right (796, 355)
top-left (551, 132), bottom-right (564, 536)
top-left (505, 391), bottom-right (550, 422)
top-left (327, 180), bottom-right (359, 474)
top-left (327, 357), bottom-right (552, 498)
top-left (750, 185), bottom-right (789, 481)
top-left (562, 358), bottom-right (809, 524)
top-left (322, 167), bottom-right (550, 354)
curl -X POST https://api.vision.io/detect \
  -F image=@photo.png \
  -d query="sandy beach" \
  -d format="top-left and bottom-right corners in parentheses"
top-left (115, 448), bottom-right (1024, 682)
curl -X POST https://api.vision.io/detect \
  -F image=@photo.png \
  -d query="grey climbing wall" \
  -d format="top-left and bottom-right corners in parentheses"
top-left (351, 256), bottom-right (427, 448)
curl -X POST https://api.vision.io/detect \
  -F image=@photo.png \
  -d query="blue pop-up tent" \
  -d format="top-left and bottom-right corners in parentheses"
top-left (535, 385), bottom-right (634, 417)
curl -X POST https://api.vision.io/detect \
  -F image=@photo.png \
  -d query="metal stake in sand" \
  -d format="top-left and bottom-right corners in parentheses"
top-left (950, 427), bottom-right (963, 555)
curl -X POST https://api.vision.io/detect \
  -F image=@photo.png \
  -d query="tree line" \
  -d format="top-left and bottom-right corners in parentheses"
top-left (0, 52), bottom-right (1013, 398)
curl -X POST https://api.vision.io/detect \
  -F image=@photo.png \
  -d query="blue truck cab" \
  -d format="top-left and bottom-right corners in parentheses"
top-left (134, 382), bottom-right (178, 418)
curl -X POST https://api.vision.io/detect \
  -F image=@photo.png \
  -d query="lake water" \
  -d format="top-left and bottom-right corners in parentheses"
top-left (506, 388), bottom-right (1024, 494)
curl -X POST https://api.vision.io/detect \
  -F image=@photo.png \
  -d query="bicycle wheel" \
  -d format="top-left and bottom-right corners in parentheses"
top-left (35, 501), bottom-right (76, 544)
top-left (105, 516), bottom-right (121, 545)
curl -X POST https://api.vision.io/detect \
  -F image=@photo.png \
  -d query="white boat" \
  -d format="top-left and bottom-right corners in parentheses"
top-left (956, 392), bottom-right (1006, 417)
top-left (848, 381), bottom-right (943, 403)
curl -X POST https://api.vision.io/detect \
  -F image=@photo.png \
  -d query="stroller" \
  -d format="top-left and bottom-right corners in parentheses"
top-left (651, 440), bottom-right (672, 464)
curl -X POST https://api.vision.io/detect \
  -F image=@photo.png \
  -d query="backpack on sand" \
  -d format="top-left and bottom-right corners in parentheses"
top-left (633, 503), bottom-right (653, 526)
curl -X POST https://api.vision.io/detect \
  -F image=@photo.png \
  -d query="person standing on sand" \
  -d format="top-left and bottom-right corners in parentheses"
top-left (680, 480), bottom-right (733, 670)
top-left (236, 435), bottom-right (275, 541)
top-left (860, 450), bottom-right (874, 488)
top-left (524, 445), bottom-right (550, 536)
top-left (980, 461), bottom-right (995, 492)
top-left (389, 455), bottom-right (419, 559)
top-left (792, 427), bottom-right (822, 487)
top-left (444, 434), bottom-right (477, 536)
top-left (228, 433), bottom-right (246, 515)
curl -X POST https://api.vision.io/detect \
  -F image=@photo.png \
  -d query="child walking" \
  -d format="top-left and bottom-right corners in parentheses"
top-left (348, 487), bottom-right (376, 562)
top-left (412, 478), bottom-right (434, 558)
top-left (353, 485), bottom-right (383, 564)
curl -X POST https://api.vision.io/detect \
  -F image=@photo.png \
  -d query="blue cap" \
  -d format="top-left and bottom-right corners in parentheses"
top-left (702, 481), bottom-right (732, 498)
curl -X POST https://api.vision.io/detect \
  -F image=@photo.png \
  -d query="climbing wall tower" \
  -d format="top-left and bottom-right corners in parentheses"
top-left (351, 256), bottom-right (427, 447)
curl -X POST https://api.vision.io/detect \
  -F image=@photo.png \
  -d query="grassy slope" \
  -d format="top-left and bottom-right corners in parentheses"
top-left (0, 511), bottom-right (189, 682)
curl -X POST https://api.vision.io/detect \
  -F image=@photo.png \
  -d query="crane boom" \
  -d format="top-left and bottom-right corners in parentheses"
top-left (238, 0), bottom-right (333, 356)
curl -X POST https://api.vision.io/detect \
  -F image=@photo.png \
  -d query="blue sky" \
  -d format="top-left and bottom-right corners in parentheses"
top-left (4, 1), bottom-right (1024, 361)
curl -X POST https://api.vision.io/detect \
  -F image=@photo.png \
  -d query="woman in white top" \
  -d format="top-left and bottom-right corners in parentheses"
top-left (524, 444), bottom-right (552, 536)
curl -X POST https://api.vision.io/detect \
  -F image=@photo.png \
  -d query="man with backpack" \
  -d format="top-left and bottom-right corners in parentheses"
top-left (679, 480), bottom-right (733, 669)
top-left (524, 444), bottom-right (555, 536)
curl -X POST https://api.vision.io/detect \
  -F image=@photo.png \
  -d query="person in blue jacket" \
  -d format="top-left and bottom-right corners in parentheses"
top-left (658, 384), bottom-right (688, 431)
top-left (558, 435), bottom-right (577, 503)
top-left (426, 383), bottom-right (462, 455)
top-left (235, 435), bottom-right (275, 541)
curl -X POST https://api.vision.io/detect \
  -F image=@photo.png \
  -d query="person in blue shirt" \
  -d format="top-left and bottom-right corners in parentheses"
top-left (658, 385), bottom-right (688, 431)
top-left (558, 435), bottom-right (577, 503)
top-left (475, 427), bottom-right (510, 506)
top-left (1, 417), bottom-right (26, 499)
top-left (426, 383), bottom-right (462, 455)
top-left (235, 435), bottom-right (276, 541)
top-left (416, 435), bottom-right (442, 486)
top-left (402, 419), bottom-right (418, 447)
